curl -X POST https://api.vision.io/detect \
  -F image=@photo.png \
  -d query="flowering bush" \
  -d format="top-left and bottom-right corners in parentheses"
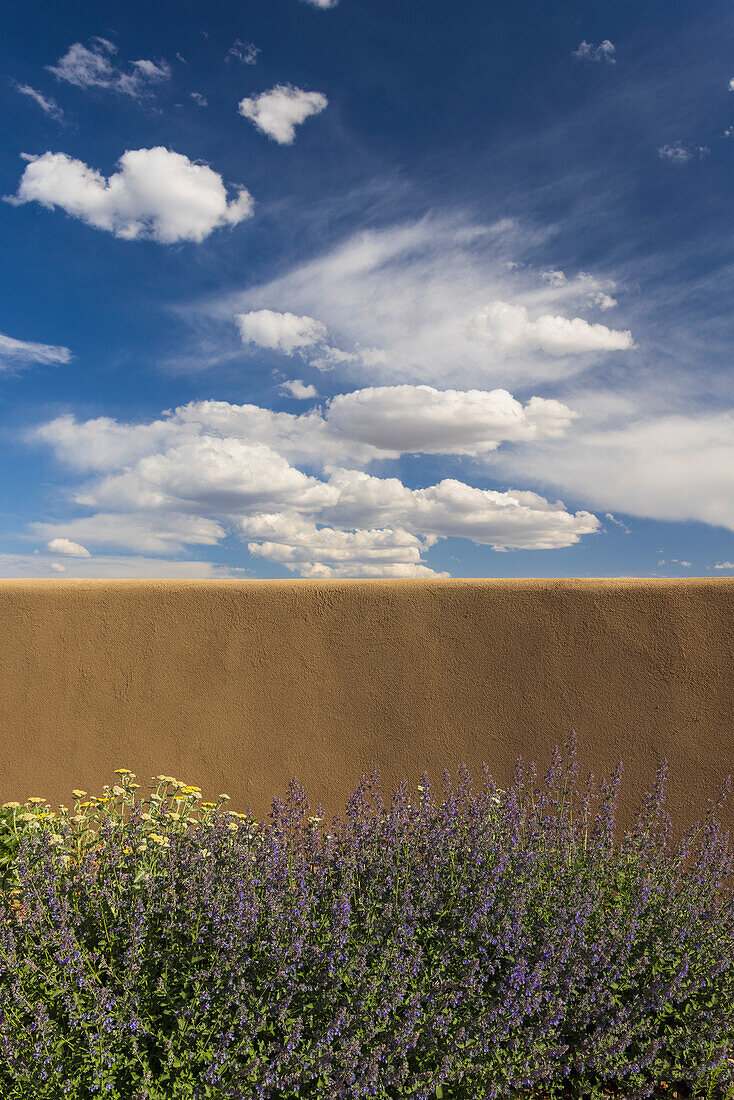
top-left (0, 733), bottom-right (733, 1100)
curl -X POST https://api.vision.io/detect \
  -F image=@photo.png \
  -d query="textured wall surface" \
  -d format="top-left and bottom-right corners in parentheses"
top-left (0, 578), bottom-right (732, 843)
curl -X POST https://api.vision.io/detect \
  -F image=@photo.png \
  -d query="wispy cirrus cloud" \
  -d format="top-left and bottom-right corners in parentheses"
top-left (573, 41), bottom-right (616, 64)
top-left (14, 83), bottom-right (65, 121)
top-left (0, 331), bottom-right (71, 370)
top-left (212, 216), bottom-right (634, 388)
top-left (48, 37), bottom-right (171, 98)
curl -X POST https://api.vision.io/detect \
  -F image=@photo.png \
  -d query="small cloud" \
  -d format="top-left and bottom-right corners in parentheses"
top-left (729, 78), bottom-right (734, 91)
top-left (226, 39), bottom-right (260, 65)
top-left (604, 512), bottom-right (631, 534)
top-left (573, 40), bottom-right (616, 64)
top-left (658, 142), bottom-right (710, 163)
top-left (280, 379), bottom-right (318, 399)
top-left (300, 0), bottom-right (338, 6)
top-left (238, 84), bottom-right (328, 144)
top-left (542, 269), bottom-right (567, 287)
top-left (714, 561), bottom-right (734, 569)
top-left (190, 92), bottom-right (207, 107)
top-left (14, 83), bottom-right (65, 122)
top-left (0, 330), bottom-right (71, 369)
top-left (49, 562), bottom-right (66, 572)
top-left (46, 537), bottom-right (91, 558)
top-left (236, 309), bottom-right (328, 353)
top-left (48, 38), bottom-right (171, 98)
top-left (176, 52), bottom-right (188, 64)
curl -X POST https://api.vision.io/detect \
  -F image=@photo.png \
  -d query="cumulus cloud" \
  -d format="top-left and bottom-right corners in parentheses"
top-left (242, 513), bottom-right (446, 577)
top-left (48, 38), bottom-right (171, 97)
top-left (468, 301), bottom-right (633, 356)
top-left (324, 385), bottom-right (579, 455)
top-left (238, 84), bottom-right (328, 144)
top-left (14, 83), bottom-right (64, 121)
top-left (45, 537), bottom-right (90, 557)
top-left (190, 92), bottom-right (207, 107)
top-left (5, 148), bottom-right (253, 243)
top-left (280, 379), bottom-right (318, 399)
top-left (236, 310), bottom-right (327, 352)
top-left (27, 395), bottom-right (599, 576)
top-left (215, 217), bottom-right (635, 387)
top-left (573, 40), bottom-right (616, 64)
top-left (714, 561), bottom-right (734, 569)
top-left (300, 0), bottom-right (339, 8)
top-left (658, 143), bottom-right (710, 163)
top-left (0, 331), bottom-right (71, 370)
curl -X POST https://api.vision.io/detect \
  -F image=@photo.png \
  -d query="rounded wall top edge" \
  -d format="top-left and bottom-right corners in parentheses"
top-left (0, 576), bottom-right (730, 589)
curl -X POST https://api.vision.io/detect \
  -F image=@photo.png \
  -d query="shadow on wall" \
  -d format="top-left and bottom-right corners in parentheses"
top-left (0, 578), bottom-right (732, 846)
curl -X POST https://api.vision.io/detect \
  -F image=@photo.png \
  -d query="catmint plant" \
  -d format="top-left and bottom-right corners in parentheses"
top-left (0, 733), bottom-right (732, 1100)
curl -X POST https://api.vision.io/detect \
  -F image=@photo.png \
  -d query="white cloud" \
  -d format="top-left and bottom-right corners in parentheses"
top-left (468, 301), bottom-right (633, 356)
top-left (242, 512), bottom-right (445, 577)
top-left (48, 38), bottom-right (171, 97)
top-left (236, 309), bottom-right (327, 352)
top-left (238, 84), bottom-right (328, 144)
top-left (28, 396), bottom-right (600, 576)
top-left (490, 410), bottom-right (734, 534)
top-left (216, 217), bottom-right (635, 388)
top-left (190, 92), bottom-right (207, 107)
top-left (714, 561), bottom-right (734, 569)
top-left (226, 39), bottom-right (260, 65)
top-left (573, 40), bottom-right (616, 64)
top-left (324, 385), bottom-right (579, 455)
top-left (14, 83), bottom-right (64, 121)
top-left (80, 437), bottom-right (339, 515)
top-left (300, 0), bottom-right (338, 8)
top-left (5, 147), bottom-right (253, 243)
top-left (0, 331), bottom-right (71, 369)
top-left (45, 537), bottom-right (90, 557)
top-left (35, 513), bottom-right (224, 555)
top-left (605, 512), bottom-right (631, 534)
top-left (280, 379), bottom-right (318, 399)
top-left (729, 79), bottom-right (734, 92)
top-left (0, 554), bottom-right (243, 579)
top-left (658, 143), bottom-right (710, 163)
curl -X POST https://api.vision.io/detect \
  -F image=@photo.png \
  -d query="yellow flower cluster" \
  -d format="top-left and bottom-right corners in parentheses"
top-left (1, 768), bottom-right (261, 896)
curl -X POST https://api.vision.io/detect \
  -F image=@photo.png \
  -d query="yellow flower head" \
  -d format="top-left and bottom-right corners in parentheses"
top-left (71, 790), bottom-right (87, 799)
top-left (2, 802), bottom-right (20, 810)
top-left (79, 802), bottom-right (91, 808)
top-left (181, 785), bottom-right (201, 793)
top-left (226, 821), bottom-right (239, 831)
top-left (219, 794), bottom-right (231, 802)
top-left (147, 833), bottom-right (169, 845)
top-left (27, 797), bottom-right (47, 805)
top-left (201, 802), bottom-right (216, 809)
top-left (167, 812), bottom-right (181, 821)
top-left (112, 786), bottom-right (126, 797)
top-left (47, 834), bottom-right (64, 846)
top-left (18, 812), bottom-right (37, 822)
top-left (136, 843), bottom-right (148, 852)
top-left (114, 769), bottom-right (133, 776)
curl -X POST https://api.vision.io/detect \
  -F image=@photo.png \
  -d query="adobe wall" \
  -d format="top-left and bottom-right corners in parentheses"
top-left (0, 578), bottom-right (732, 845)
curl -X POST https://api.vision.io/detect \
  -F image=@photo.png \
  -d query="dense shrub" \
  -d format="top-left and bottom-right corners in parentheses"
top-left (0, 733), bottom-right (733, 1100)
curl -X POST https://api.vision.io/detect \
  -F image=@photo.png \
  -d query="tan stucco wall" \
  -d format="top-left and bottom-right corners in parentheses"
top-left (0, 578), bottom-right (732, 844)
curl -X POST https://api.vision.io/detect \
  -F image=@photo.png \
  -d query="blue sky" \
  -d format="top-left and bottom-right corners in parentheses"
top-left (1, 0), bottom-right (733, 578)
